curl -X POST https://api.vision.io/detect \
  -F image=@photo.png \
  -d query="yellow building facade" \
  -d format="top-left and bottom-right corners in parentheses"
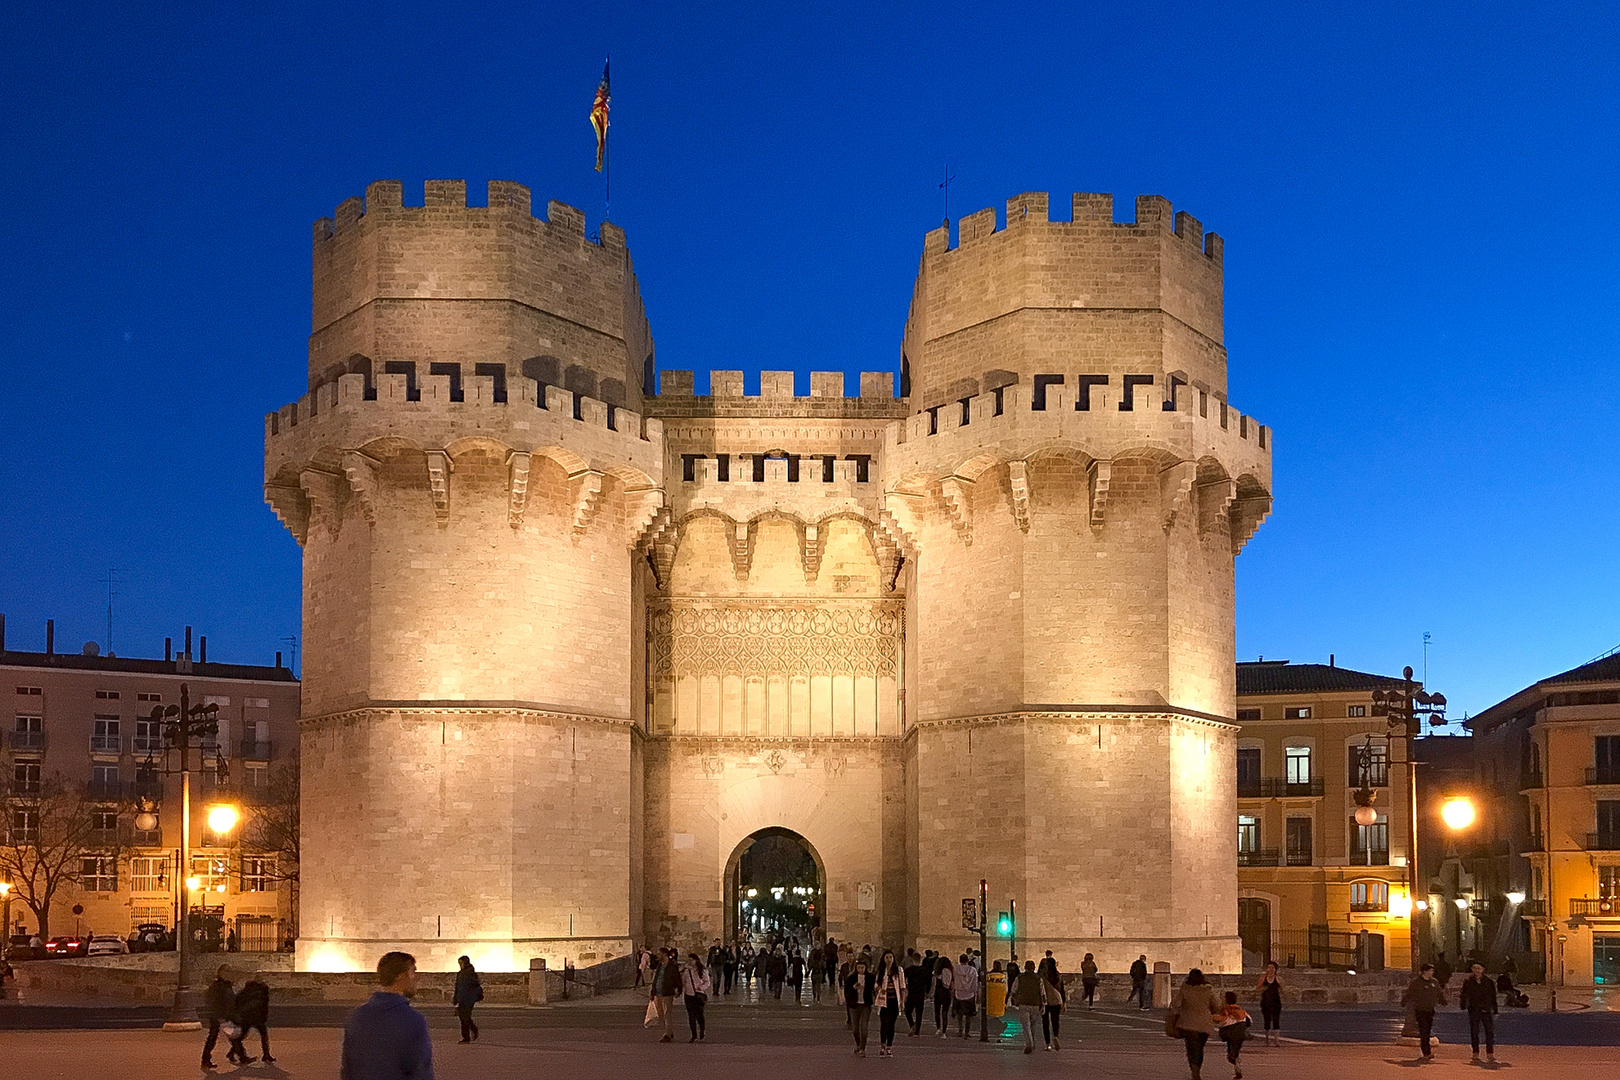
top-left (1471, 653), bottom-right (1620, 988)
top-left (1235, 660), bottom-right (1416, 971)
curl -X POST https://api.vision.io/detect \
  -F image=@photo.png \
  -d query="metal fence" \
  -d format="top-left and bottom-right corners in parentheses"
top-left (1268, 926), bottom-right (1385, 971)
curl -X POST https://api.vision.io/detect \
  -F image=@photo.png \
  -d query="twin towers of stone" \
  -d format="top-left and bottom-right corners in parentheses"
top-left (264, 180), bottom-right (1271, 973)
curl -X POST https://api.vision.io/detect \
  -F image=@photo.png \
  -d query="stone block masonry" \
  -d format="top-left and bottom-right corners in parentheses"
top-left (267, 182), bottom-right (1271, 971)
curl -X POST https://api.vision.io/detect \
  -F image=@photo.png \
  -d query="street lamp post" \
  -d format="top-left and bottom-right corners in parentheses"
top-left (1372, 666), bottom-right (1446, 973)
top-left (139, 682), bottom-right (228, 1032)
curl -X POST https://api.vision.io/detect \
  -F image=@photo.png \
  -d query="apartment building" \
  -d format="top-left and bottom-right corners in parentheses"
top-left (2, 619), bottom-right (298, 946)
top-left (1469, 652), bottom-right (1620, 988)
top-left (1235, 660), bottom-right (1416, 970)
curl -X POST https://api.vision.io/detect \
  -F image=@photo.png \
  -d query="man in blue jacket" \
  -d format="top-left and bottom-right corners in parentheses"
top-left (341, 951), bottom-right (434, 1080)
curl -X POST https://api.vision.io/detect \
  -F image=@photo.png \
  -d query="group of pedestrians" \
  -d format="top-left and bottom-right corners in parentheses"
top-left (1402, 959), bottom-right (1504, 1063)
top-left (199, 965), bottom-right (274, 1070)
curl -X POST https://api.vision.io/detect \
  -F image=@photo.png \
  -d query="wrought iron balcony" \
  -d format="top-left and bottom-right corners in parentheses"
top-left (1519, 771), bottom-right (1544, 791)
top-left (1585, 833), bottom-right (1620, 851)
top-left (1587, 767), bottom-right (1620, 786)
top-left (1285, 850), bottom-right (1315, 867)
top-left (1519, 898), bottom-right (1547, 918)
top-left (1349, 900), bottom-right (1390, 913)
top-left (90, 734), bottom-right (122, 754)
top-left (131, 827), bottom-right (163, 847)
top-left (1238, 848), bottom-right (1281, 867)
top-left (1570, 897), bottom-right (1620, 918)
top-left (1262, 777), bottom-right (1326, 797)
top-left (87, 778), bottom-right (127, 800)
top-left (1350, 848), bottom-right (1392, 866)
top-left (8, 779), bottom-right (42, 797)
top-left (8, 730), bottom-right (46, 753)
top-left (237, 739), bottom-right (272, 760)
top-left (131, 735), bottom-right (164, 754)
top-left (1526, 832), bottom-right (1545, 852)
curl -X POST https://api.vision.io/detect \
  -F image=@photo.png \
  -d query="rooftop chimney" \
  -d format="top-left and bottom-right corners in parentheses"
top-left (46, 619), bottom-right (54, 655)
top-left (184, 626), bottom-right (192, 660)
top-left (200, 636), bottom-right (207, 664)
top-left (165, 637), bottom-right (173, 662)
top-left (0, 612), bottom-right (6, 652)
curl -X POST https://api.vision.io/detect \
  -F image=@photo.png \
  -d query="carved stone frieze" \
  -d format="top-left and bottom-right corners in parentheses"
top-left (649, 598), bottom-right (903, 681)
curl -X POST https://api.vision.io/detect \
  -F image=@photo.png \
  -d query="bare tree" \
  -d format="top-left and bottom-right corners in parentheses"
top-left (240, 758), bottom-right (299, 934)
top-left (0, 774), bottom-right (105, 940)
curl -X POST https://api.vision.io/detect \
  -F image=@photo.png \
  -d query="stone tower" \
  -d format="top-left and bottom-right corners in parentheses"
top-left (266, 181), bottom-right (1271, 973)
top-left (265, 181), bottom-right (664, 971)
top-left (886, 193), bottom-right (1271, 971)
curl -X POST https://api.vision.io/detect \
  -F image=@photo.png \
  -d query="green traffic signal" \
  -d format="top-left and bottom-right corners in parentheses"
top-left (997, 912), bottom-right (1012, 936)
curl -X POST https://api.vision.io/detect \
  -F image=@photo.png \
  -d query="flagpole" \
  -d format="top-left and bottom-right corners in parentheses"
top-left (603, 54), bottom-right (611, 224)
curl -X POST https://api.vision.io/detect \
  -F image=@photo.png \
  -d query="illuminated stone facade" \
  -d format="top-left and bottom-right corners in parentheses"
top-left (265, 181), bottom-right (1271, 971)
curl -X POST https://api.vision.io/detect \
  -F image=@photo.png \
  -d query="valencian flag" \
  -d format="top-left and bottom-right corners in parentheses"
top-left (590, 60), bottom-right (611, 172)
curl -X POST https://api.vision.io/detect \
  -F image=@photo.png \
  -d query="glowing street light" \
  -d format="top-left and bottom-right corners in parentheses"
top-left (1440, 797), bottom-right (1476, 831)
top-left (1454, 897), bottom-right (1470, 910)
top-left (185, 876), bottom-right (201, 892)
top-left (206, 804), bottom-right (240, 835)
top-left (1506, 891), bottom-right (1526, 905)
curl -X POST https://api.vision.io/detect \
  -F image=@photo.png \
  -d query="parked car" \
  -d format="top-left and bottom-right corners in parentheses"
top-left (44, 935), bottom-right (88, 957)
top-left (127, 923), bottom-right (172, 953)
top-left (5, 933), bottom-right (42, 961)
top-left (86, 935), bottom-right (129, 956)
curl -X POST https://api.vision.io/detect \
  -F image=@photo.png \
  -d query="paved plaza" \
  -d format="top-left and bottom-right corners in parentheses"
top-left (2, 987), bottom-right (1618, 1079)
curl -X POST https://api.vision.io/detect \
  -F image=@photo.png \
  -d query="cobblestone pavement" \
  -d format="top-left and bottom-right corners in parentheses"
top-left (1, 986), bottom-right (1617, 1079)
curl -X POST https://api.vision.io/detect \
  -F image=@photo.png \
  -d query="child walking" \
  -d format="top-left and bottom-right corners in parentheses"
top-left (1216, 991), bottom-right (1251, 1079)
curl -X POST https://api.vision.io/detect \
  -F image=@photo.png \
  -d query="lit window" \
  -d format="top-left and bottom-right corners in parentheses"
top-left (1347, 705), bottom-right (1366, 717)
top-left (95, 689), bottom-right (120, 700)
top-left (1286, 746), bottom-right (1312, 785)
top-left (81, 855), bottom-right (117, 892)
top-left (1285, 706), bottom-right (1312, 720)
top-left (1350, 880), bottom-right (1390, 912)
top-left (241, 856), bottom-right (275, 892)
top-left (130, 856), bottom-right (166, 893)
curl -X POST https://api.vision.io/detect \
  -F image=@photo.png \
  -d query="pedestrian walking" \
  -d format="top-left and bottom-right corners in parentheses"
top-left (1080, 952), bottom-right (1099, 1009)
top-left (724, 943), bottom-right (737, 995)
top-left (951, 953), bottom-right (979, 1038)
top-left (932, 956), bottom-right (954, 1035)
top-left (790, 946), bottom-right (806, 1002)
top-left (1402, 962), bottom-right (1446, 1061)
top-left (1129, 953), bottom-right (1150, 1008)
top-left (810, 946), bottom-right (825, 1002)
top-left (0, 956), bottom-right (13, 1000)
top-left (1215, 992), bottom-right (1250, 1079)
top-left (873, 950), bottom-right (903, 1056)
top-left (1166, 968), bottom-right (1223, 1080)
top-left (200, 965), bottom-right (236, 1070)
top-left (823, 936), bottom-right (839, 990)
top-left (453, 955), bottom-right (483, 1043)
top-left (651, 947), bottom-right (682, 1042)
top-left (1460, 961), bottom-right (1498, 1063)
top-left (708, 940), bottom-right (725, 1001)
top-left (1255, 961), bottom-right (1282, 1045)
top-left (340, 951), bottom-right (434, 1080)
top-left (228, 975), bottom-right (274, 1064)
top-left (636, 946), bottom-right (650, 988)
top-left (1006, 960), bottom-right (1042, 1053)
top-left (682, 952), bottom-right (711, 1042)
top-left (844, 955), bottom-right (877, 1056)
top-left (903, 949), bottom-right (929, 1035)
top-left (1040, 958), bottom-right (1067, 1050)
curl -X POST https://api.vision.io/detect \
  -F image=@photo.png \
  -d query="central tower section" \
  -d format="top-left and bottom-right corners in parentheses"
top-left (890, 193), bottom-right (1271, 971)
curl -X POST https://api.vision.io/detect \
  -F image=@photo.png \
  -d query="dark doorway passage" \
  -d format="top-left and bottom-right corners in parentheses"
top-left (725, 828), bottom-right (824, 946)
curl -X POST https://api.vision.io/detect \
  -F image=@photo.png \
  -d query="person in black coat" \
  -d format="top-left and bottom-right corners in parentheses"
top-left (1459, 962), bottom-right (1498, 1062)
top-left (200, 966), bottom-right (236, 1069)
top-left (229, 977), bottom-right (274, 1064)
top-left (453, 955), bottom-right (484, 1043)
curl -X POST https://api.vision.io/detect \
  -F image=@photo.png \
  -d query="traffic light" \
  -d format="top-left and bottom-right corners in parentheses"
top-left (997, 911), bottom-right (1012, 937)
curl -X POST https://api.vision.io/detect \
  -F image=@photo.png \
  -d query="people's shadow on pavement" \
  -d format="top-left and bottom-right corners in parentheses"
top-left (219, 1064), bottom-right (289, 1079)
top-left (1383, 1058), bottom-right (1432, 1068)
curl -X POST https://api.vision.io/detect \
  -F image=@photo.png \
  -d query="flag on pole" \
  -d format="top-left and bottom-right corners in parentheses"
top-left (591, 60), bottom-right (611, 172)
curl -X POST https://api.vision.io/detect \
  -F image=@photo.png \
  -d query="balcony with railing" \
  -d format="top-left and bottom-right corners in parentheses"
top-left (87, 778), bottom-right (126, 801)
top-left (131, 734), bottom-right (164, 755)
top-left (90, 734), bottom-right (122, 755)
top-left (238, 739), bottom-right (272, 761)
top-left (1526, 832), bottom-right (1546, 853)
top-left (8, 779), bottom-right (42, 797)
top-left (1349, 847), bottom-right (1392, 866)
top-left (1570, 897), bottom-right (1620, 918)
top-left (8, 730), bottom-right (46, 753)
top-left (1259, 777), bottom-right (1326, 798)
top-left (1519, 898), bottom-right (1547, 918)
top-left (1285, 849), bottom-right (1315, 867)
top-left (1587, 767), bottom-right (1620, 786)
top-left (1519, 771), bottom-right (1544, 791)
top-left (1238, 848), bottom-right (1281, 867)
top-left (131, 827), bottom-right (163, 847)
top-left (87, 827), bottom-right (120, 849)
top-left (1585, 833), bottom-right (1620, 851)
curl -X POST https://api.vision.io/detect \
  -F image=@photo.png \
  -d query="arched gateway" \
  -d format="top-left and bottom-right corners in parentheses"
top-left (725, 828), bottom-right (826, 943)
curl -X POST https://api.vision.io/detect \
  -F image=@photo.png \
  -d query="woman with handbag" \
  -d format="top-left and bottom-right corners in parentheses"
top-left (1166, 968), bottom-right (1223, 1080)
top-left (682, 952), bottom-right (712, 1042)
top-left (1040, 960), bottom-right (1067, 1050)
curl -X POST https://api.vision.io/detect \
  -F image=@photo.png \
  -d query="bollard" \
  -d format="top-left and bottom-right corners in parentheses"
top-left (528, 958), bottom-right (548, 1005)
top-left (1153, 961), bottom-right (1172, 1009)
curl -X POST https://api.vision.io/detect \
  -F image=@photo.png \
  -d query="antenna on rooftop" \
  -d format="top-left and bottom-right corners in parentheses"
top-left (282, 634), bottom-right (300, 678)
top-left (1422, 631), bottom-right (1433, 685)
top-left (102, 568), bottom-right (127, 655)
top-left (939, 164), bottom-right (956, 226)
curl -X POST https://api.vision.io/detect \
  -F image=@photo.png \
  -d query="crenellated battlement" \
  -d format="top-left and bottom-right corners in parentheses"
top-left (313, 179), bottom-right (626, 252)
top-left (655, 370), bottom-right (897, 399)
top-left (883, 372), bottom-right (1270, 499)
top-left (648, 369), bottom-right (908, 420)
top-left (922, 192), bottom-right (1222, 264)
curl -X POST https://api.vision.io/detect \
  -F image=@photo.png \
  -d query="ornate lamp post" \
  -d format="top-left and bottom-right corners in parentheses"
top-left (137, 683), bottom-right (236, 1032)
top-left (1372, 667), bottom-right (1446, 973)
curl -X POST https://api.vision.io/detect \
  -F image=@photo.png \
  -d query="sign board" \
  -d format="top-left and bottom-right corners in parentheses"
top-left (961, 898), bottom-right (978, 930)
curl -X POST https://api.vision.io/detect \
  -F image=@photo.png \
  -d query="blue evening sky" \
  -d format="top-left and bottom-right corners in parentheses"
top-left (1, 2), bottom-right (1615, 721)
